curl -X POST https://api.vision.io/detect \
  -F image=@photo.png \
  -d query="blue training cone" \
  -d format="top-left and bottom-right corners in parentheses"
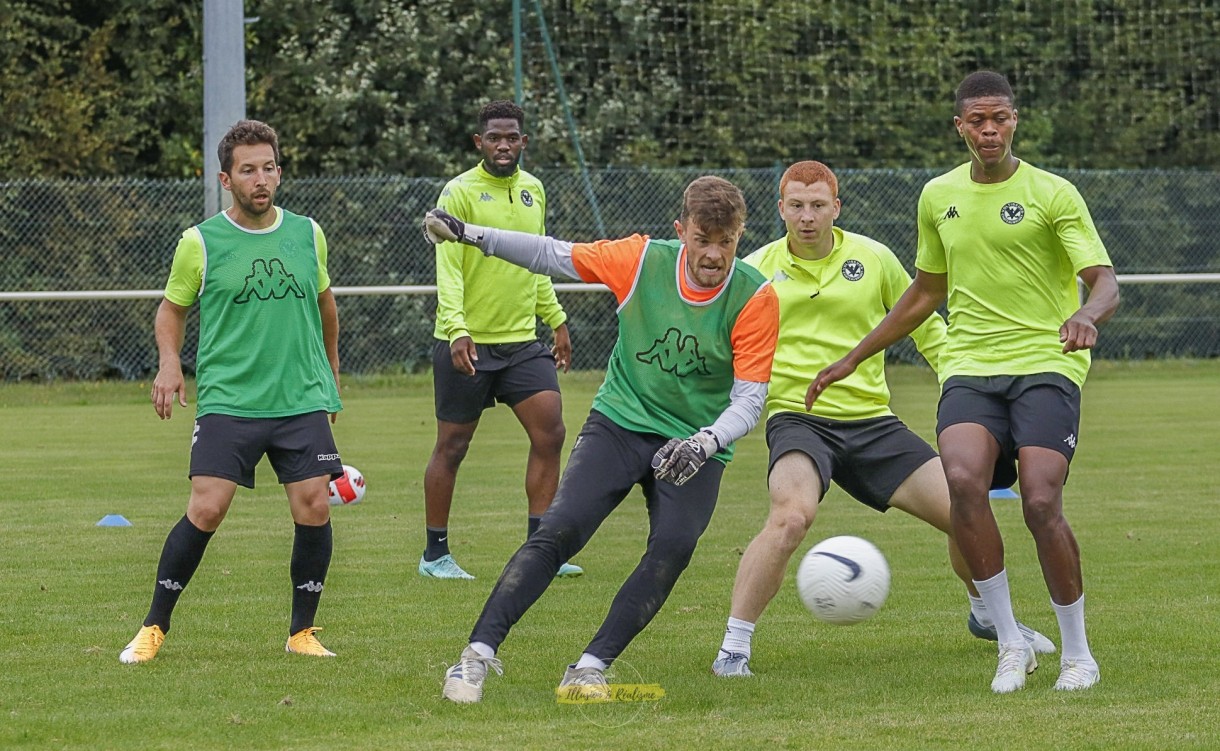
top-left (989, 487), bottom-right (1020, 500)
top-left (96, 514), bottom-right (133, 527)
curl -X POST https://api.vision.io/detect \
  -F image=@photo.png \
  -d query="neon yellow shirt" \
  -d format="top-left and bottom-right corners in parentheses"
top-left (916, 161), bottom-right (1113, 385)
top-left (744, 228), bottom-right (946, 420)
top-left (432, 162), bottom-right (566, 343)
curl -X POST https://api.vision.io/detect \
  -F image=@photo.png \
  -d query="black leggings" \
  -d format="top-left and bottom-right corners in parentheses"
top-left (469, 411), bottom-right (724, 663)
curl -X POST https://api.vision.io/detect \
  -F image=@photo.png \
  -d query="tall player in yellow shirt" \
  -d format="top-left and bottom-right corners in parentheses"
top-left (422, 101), bottom-right (580, 580)
top-left (712, 162), bottom-right (1054, 679)
top-left (811, 73), bottom-right (1119, 693)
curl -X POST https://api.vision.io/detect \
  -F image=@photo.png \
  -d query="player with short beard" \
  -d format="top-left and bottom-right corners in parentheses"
top-left (420, 100), bottom-right (580, 581)
top-left (120, 120), bottom-right (344, 664)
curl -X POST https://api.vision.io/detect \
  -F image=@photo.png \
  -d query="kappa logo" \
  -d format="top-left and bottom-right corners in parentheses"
top-left (158, 579), bottom-right (184, 591)
top-left (234, 259), bottom-right (305, 304)
top-left (636, 327), bottom-right (709, 377)
top-left (192, 421), bottom-right (200, 447)
top-left (945, 205), bottom-right (960, 219)
top-left (1001, 202), bottom-right (1025, 224)
top-left (841, 259), bottom-right (865, 281)
top-left (813, 551), bottom-right (862, 581)
top-left (1064, 433), bottom-right (1077, 449)
top-left (520, 189), bottom-right (534, 207)
top-left (479, 192), bottom-right (494, 202)
top-left (295, 581), bottom-right (324, 593)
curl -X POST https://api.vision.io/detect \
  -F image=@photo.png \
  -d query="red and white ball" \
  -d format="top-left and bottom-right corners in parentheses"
top-left (327, 465), bottom-right (366, 506)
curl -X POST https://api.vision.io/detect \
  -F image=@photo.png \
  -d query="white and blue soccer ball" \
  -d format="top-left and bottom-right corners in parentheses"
top-left (796, 535), bottom-right (890, 625)
top-left (327, 465), bottom-right (366, 506)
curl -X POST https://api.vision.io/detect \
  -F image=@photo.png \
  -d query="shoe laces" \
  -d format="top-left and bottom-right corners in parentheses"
top-left (425, 556), bottom-right (473, 578)
top-left (130, 626), bottom-right (164, 657)
top-left (566, 668), bottom-right (607, 687)
top-left (714, 652), bottom-right (750, 675)
top-left (996, 643), bottom-right (1029, 674)
top-left (453, 652), bottom-right (503, 683)
top-left (1057, 659), bottom-right (1097, 688)
top-left (290, 627), bottom-right (331, 654)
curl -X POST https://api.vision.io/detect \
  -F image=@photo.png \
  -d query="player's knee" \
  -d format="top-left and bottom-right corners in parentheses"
top-left (1020, 492), bottom-right (1065, 531)
top-left (531, 422), bottom-right (566, 456)
top-left (652, 532), bottom-right (700, 567)
top-left (433, 435), bottom-right (473, 467)
top-left (942, 462), bottom-right (989, 498)
top-left (536, 517), bottom-right (582, 556)
top-left (767, 507), bottom-right (813, 551)
top-left (187, 503), bottom-right (227, 531)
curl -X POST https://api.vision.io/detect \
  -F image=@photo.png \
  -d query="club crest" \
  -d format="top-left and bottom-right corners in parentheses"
top-left (1000, 202), bottom-right (1025, 224)
top-left (841, 259), bottom-right (865, 281)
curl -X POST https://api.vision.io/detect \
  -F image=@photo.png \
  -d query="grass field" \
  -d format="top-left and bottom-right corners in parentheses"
top-left (2, 361), bottom-right (1218, 750)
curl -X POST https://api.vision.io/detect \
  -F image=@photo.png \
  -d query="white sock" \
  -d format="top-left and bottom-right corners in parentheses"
top-left (719, 616), bottom-right (756, 658)
top-left (973, 569), bottom-right (1023, 646)
top-left (968, 593), bottom-right (990, 625)
top-left (470, 641), bottom-right (495, 659)
top-left (575, 653), bottom-right (607, 671)
top-left (1052, 594), bottom-right (1095, 665)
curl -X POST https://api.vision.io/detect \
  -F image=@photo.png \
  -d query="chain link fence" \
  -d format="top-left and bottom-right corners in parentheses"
top-left (2, 168), bottom-right (1218, 381)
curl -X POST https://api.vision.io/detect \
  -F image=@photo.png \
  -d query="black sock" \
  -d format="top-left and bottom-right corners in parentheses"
top-left (424, 526), bottom-right (450, 561)
top-left (145, 515), bottom-right (214, 632)
top-left (290, 521), bottom-right (333, 635)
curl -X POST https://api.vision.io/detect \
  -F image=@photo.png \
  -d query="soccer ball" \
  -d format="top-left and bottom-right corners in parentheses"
top-left (796, 535), bottom-right (890, 625)
top-left (327, 465), bottom-right (366, 506)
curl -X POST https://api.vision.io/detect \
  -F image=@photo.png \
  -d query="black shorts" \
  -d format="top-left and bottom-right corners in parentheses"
top-left (189, 411), bottom-right (342, 489)
top-left (936, 373), bottom-right (1082, 490)
top-left (764, 412), bottom-right (938, 511)
top-left (433, 339), bottom-right (559, 423)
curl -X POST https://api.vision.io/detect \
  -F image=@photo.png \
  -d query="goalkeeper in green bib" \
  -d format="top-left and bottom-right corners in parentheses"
top-left (810, 72), bottom-right (1120, 693)
top-left (424, 176), bottom-right (780, 704)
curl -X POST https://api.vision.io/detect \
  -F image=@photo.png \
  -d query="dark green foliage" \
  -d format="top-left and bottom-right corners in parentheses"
top-left (2, 1), bottom-right (1217, 176)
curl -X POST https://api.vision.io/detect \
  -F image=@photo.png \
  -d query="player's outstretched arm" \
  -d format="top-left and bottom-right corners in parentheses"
top-left (422, 208), bottom-right (582, 281)
top-left (152, 299), bottom-right (190, 420)
top-left (806, 270), bottom-right (947, 409)
top-left (1061, 265), bottom-right (1119, 353)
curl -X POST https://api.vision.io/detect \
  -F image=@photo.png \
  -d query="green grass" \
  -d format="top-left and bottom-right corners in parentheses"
top-left (2, 361), bottom-right (1218, 750)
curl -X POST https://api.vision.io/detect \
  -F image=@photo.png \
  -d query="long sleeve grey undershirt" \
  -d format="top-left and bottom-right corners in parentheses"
top-left (704, 379), bottom-right (767, 450)
top-left (478, 227), bottom-right (581, 281)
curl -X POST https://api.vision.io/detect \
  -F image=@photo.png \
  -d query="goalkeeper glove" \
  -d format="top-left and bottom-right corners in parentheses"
top-left (651, 430), bottom-right (720, 486)
top-left (422, 208), bottom-right (485, 245)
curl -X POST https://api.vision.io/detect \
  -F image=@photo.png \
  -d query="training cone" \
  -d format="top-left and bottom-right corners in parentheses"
top-left (96, 514), bottom-right (133, 527)
top-left (989, 487), bottom-right (1020, 500)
